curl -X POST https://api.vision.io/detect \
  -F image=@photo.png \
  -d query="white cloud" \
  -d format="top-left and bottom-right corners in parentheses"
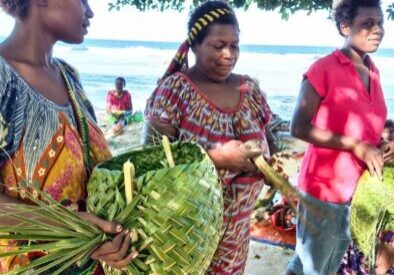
top-left (0, 10), bottom-right (14, 37)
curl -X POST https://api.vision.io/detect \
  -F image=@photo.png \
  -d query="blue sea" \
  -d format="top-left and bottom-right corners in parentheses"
top-left (2, 37), bottom-right (394, 120)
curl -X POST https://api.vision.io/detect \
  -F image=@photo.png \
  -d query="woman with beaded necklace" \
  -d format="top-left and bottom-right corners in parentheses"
top-left (0, 0), bottom-right (137, 272)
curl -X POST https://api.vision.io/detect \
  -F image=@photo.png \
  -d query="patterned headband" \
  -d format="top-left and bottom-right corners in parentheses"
top-left (187, 8), bottom-right (233, 45)
top-left (159, 7), bottom-right (233, 82)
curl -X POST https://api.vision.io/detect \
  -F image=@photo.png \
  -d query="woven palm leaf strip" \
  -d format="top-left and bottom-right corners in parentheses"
top-left (87, 141), bottom-right (223, 274)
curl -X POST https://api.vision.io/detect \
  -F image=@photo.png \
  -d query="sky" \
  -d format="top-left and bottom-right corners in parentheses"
top-left (0, 1), bottom-right (394, 48)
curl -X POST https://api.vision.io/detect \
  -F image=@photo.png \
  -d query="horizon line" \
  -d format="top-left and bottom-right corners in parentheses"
top-left (1, 35), bottom-right (394, 50)
top-left (79, 37), bottom-right (394, 50)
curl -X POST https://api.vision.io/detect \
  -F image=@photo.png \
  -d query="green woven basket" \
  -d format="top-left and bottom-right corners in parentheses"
top-left (351, 166), bottom-right (394, 265)
top-left (87, 141), bottom-right (223, 274)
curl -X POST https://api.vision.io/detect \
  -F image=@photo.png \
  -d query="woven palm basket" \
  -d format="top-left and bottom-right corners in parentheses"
top-left (87, 141), bottom-right (223, 274)
top-left (351, 166), bottom-right (394, 265)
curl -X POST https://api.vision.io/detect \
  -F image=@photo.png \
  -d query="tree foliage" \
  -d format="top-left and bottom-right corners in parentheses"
top-left (388, 3), bottom-right (394, 20)
top-left (108, 0), bottom-right (394, 20)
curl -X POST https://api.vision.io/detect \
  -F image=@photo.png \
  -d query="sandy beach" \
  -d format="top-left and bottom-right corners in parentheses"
top-left (246, 241), bottom-right (293, 274)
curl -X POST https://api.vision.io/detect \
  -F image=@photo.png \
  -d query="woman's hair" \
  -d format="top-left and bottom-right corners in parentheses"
top-left (332, 0), bottom-right (382, 36)
top-left (187, 0), bottom-right (239, 47)
top-left (385, 119), bottom-right (394, 129)
top-left (115, 77), bottom-right (126, 86)
top-left (0, 0), bottom-right (29, 19)
top-left (159, 1), bottom-right (238, 81)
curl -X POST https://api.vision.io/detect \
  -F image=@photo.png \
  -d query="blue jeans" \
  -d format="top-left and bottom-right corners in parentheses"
top-left (288, 191), bottom-right (351, 275)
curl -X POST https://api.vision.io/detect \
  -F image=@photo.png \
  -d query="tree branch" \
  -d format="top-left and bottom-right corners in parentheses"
top-left (107, 0), bottom-right (394, 20)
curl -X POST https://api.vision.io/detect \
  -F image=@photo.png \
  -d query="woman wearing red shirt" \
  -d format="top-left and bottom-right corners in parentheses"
top-left (285, 0), bottom-right (391, 274)
top-left (106, 77), bottom-right (133, 135)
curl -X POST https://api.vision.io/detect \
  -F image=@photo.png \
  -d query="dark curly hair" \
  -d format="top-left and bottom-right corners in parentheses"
top-left (115, 77), bottom-right (126, 86)
top-left (385, 119), bottom-right (394, 129)
top-left (0, 0), bottom-right (29, 18)
top-left (332, 0), bottom-right (382, 36)
top-left (188, 0), bottom-right (239, 47)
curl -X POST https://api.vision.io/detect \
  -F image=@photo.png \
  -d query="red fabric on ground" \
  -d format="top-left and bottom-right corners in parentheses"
top-left (250, 220), bottom-right (296, 249)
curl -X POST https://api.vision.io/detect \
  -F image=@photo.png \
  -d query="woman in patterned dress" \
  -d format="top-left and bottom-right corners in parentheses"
top-left (143, 1), bottom-right (276, 273)
top-left (0, 0), bottom-right (136, 272)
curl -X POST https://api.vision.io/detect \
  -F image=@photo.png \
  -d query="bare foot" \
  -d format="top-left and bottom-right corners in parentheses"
top-left (111, 123), bottom-right (124, 137)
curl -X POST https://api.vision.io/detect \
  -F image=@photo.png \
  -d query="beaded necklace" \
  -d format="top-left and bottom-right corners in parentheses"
top-left (57, 61), bottom-right (92, 173)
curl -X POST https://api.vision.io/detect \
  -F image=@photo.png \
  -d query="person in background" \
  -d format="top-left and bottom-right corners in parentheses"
top-left (143, 1), bottom-right (276, 273)
top-left (0, 0), bottom-right (136, 272)
top-left (106, 77), bottom-right (133, 136)
top-left (285, 0), bottom-right (388, 274)
top-left (382, 119), bottom-right (394, 142)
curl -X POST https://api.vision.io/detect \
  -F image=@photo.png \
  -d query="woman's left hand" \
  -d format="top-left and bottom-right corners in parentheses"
top-left (78, 212), bottom-right (138, 269)
top-left (380, 141), bottom-right (394, 164)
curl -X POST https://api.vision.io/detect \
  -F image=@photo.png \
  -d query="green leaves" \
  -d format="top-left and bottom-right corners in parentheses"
top-left (0, 189), bottom-right (103, 274)
top-left (388, 3), bottom-right (394, 20)
top-left (351, 166), bottom-right (394, 267)
top-left (107, 0), bottom-right (394, 20)
top-left (108, 0), bottom-right (190, 12)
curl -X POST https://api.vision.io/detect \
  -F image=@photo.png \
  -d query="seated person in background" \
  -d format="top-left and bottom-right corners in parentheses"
top-left (382, 119), bottom-right (394, 142)
top-left (106, 77), bottom-right (133, 135)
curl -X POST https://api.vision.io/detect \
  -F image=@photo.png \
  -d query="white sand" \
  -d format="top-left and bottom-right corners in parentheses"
top-left (245, 241), bottom-right (293, 275)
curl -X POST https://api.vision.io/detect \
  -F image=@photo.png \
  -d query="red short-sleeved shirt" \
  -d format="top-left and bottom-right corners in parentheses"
top-left (298, 50), bottom-right (387, 203)
top-left (106, 90), bottom-right (132, 112)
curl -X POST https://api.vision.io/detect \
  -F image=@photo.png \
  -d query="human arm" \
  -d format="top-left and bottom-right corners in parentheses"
top-left (80, 212), bottom-right (138, 268)
top-left (106, 92), bottom-right (114, 115)
top-left (291, 79), bottom-right (383, 178)
top-left (0, 192), bottom-right (137, 268)
top-left (144, 119), bottom-right (262, 173)
top-left (265, 125), bottom-right (280, 155)
top-left (144, 74), bottom-right (267, 173)
top-left (129, 92), bottom-right (133, 114)
top-left (380, 140), bottom-right (394, 164)
top-left (207, 140), bottom-right (263, 173)
top-left (142, 120), bottom-right (178, 145)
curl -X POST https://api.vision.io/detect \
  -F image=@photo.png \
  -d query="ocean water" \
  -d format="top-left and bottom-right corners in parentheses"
top-left (2, 37), bottom-right (394, 120)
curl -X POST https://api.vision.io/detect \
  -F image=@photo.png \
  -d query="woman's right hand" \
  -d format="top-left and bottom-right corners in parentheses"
top-left (352, 141), bottom-right (383, 179)
top-left (78, 212), bottom-right (138, 269)
top-left (380, 140), bottom-right (394, 164)
top-left (208, 140), bottom-right (263, 173)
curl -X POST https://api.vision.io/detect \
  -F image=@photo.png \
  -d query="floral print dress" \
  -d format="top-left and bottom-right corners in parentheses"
top-left (0, 56), bottom-right (111, 272)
